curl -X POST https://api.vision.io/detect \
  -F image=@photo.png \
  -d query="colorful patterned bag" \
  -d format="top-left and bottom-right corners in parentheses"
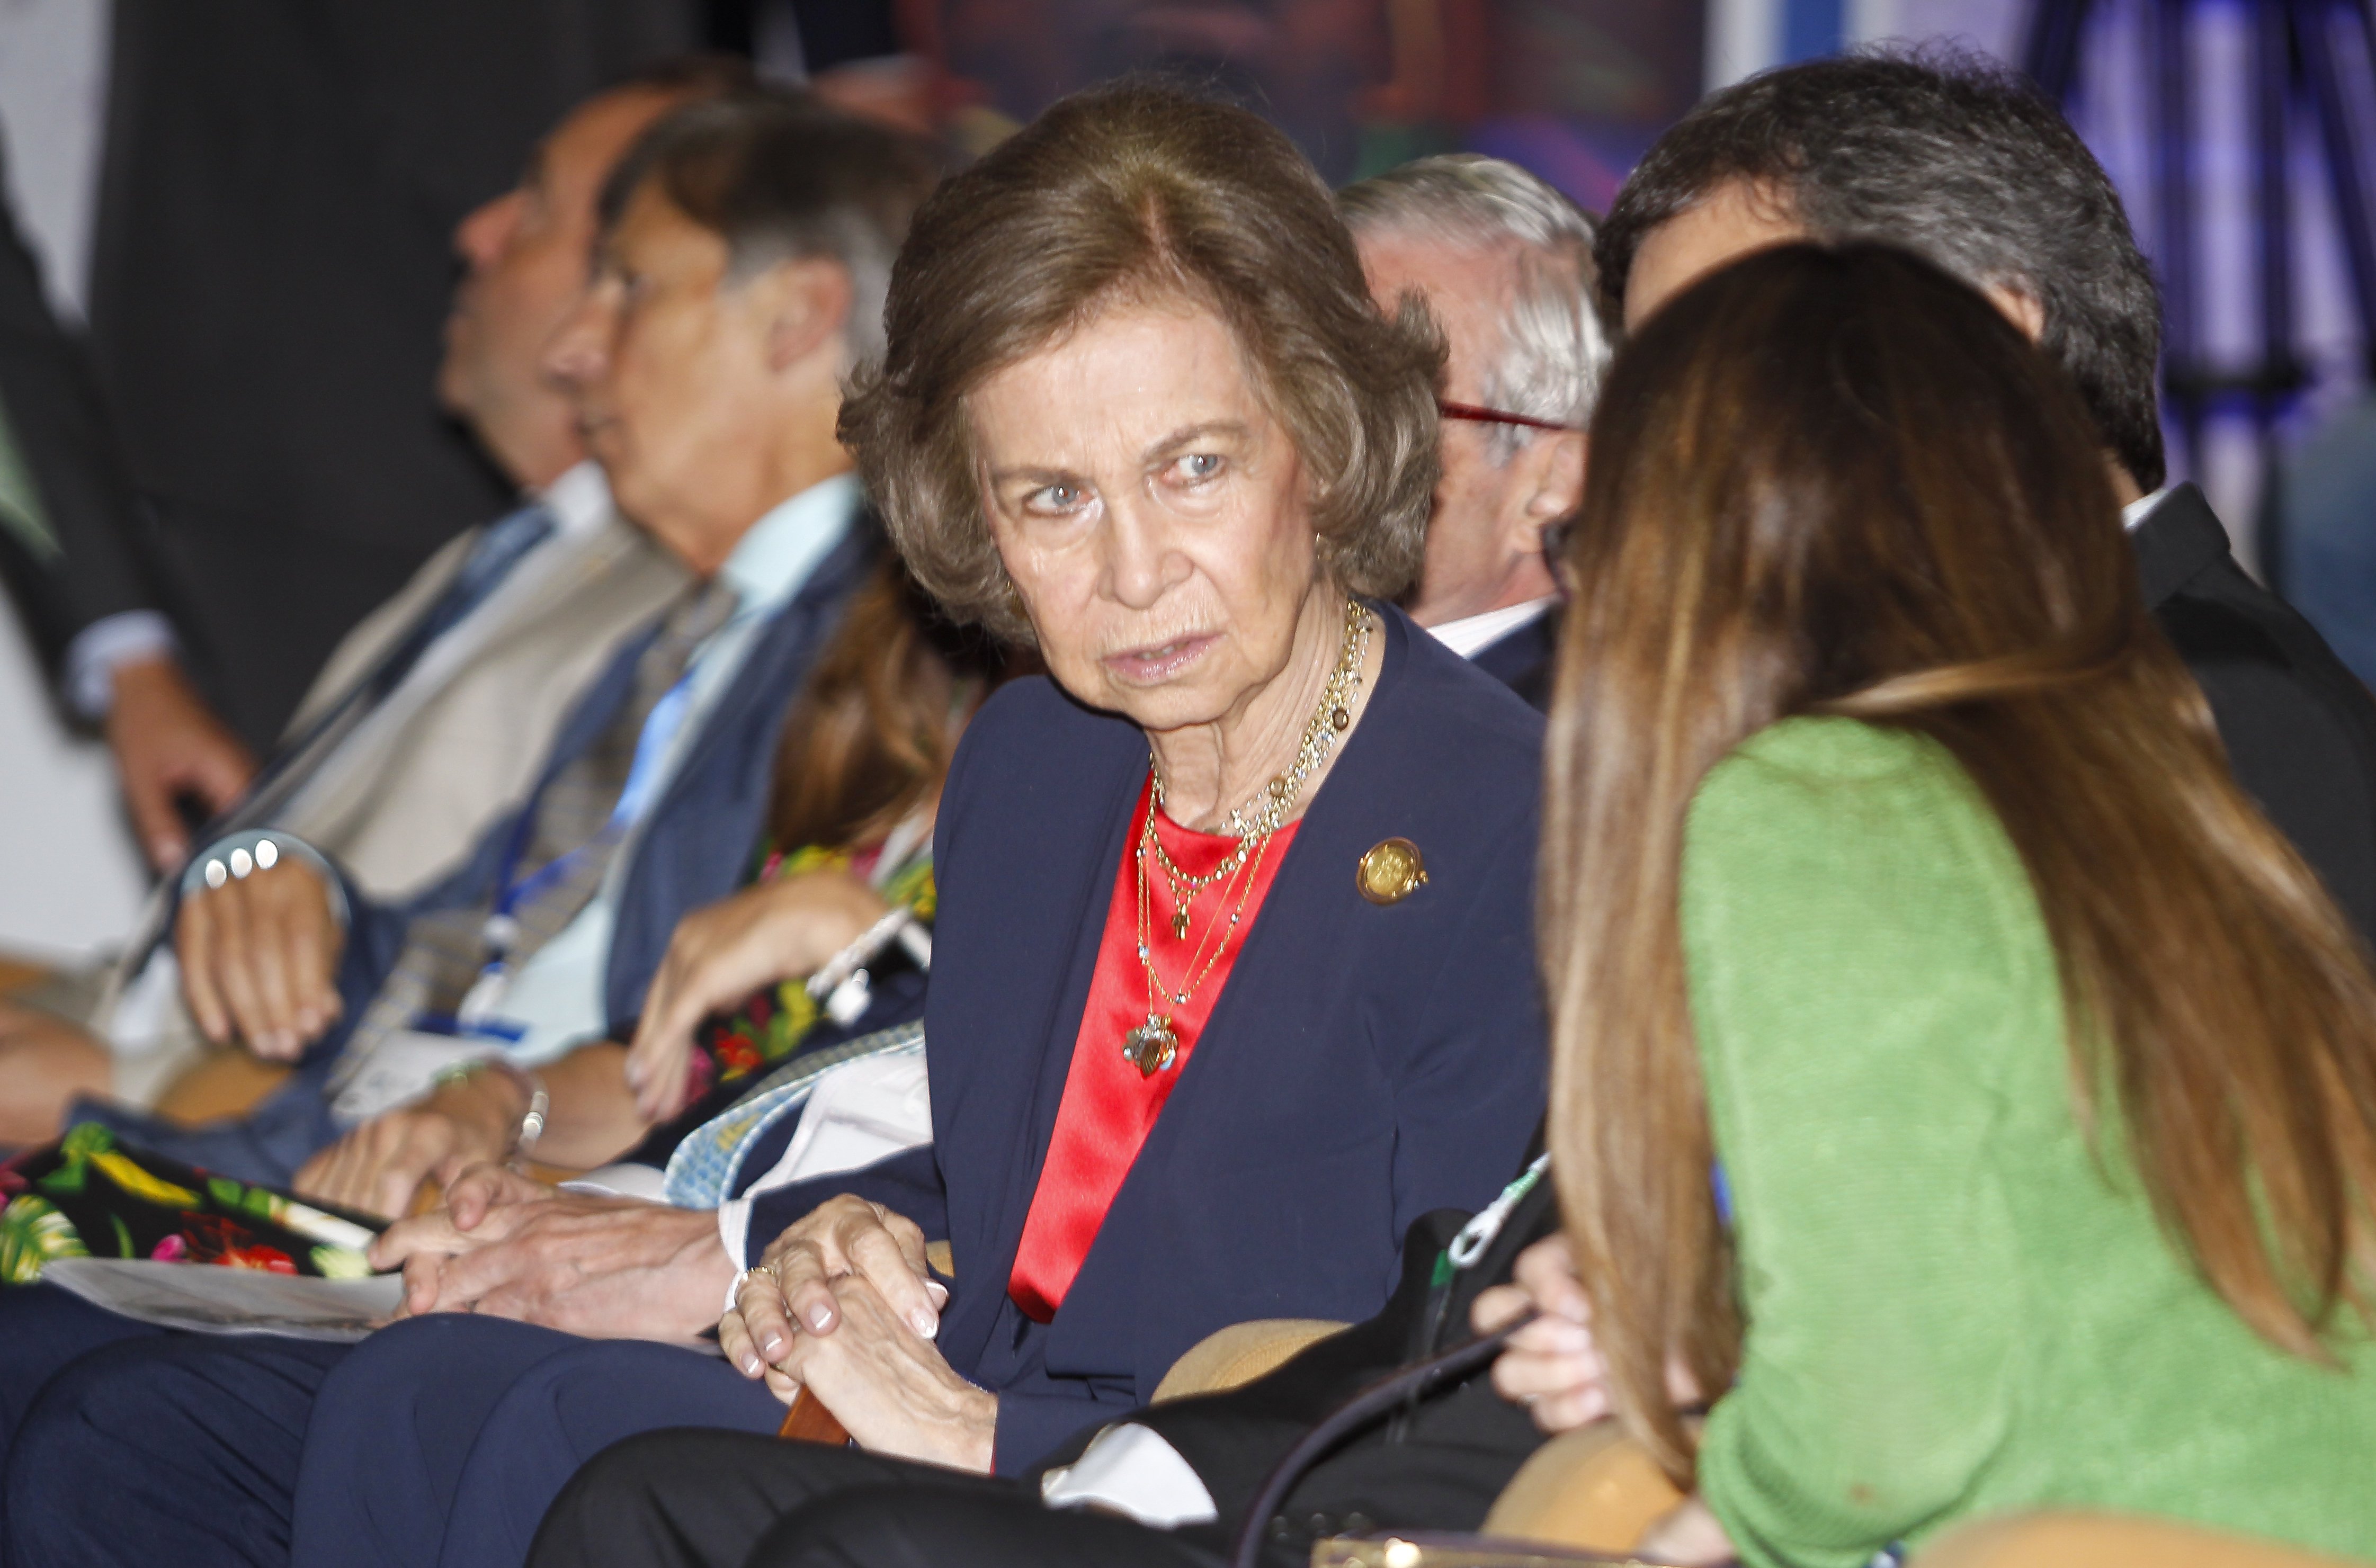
top-left (0, 1123), bottom-right (381, 1286)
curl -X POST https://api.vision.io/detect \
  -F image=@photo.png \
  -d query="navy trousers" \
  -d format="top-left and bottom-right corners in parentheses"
top-left (0, 1285), bottom-right (163, 1459)
top-left (0, 1283), bottom-right (170, 1560)
top-left (290, 1315), bottom-right (785, 1568)
top-left (4, 1305), bottom-right (349, 1568)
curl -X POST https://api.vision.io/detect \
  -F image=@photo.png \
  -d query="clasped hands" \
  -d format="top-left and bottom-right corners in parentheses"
top-left (367, 1162), bottom-right (738, 1340)
top-left (721, 1194), bottom-right (993, 1473)
top-left (1473, 1233), bottom-right (1735, 1565)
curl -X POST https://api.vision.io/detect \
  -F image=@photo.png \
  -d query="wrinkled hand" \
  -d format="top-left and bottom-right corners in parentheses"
top-left (625, 871), bottom-right (890, 1122)
top-left (293, 1074), bottom-right (526, 1220)
top-left (765, 1274), bottom-right (996, 1472)
top-left (369, 1161), bottom-right (556, 1272)
top-left (1476, 1233), bottom-right (1611, 1433)
top-left (373, 1164), bottom-right (737, 1339)
top-left (720, 1195), bottom-right (944, 1379)
top-left (176, 856), bottom-right (343, 1059)
top-left (106, 655), bottom-right (257, 872)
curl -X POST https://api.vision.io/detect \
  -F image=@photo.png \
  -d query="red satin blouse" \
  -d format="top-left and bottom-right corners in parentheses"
top-left (1006, 777), bottom-right (1300, 1322)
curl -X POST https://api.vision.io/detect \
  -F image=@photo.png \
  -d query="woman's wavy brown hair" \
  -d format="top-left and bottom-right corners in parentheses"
top-left (1542, 243), bottom-right (2376, 1482)
top-left (770, 560), bottom-right (1010, 852)
top-left (838, 81), bottom-right (1444, 643)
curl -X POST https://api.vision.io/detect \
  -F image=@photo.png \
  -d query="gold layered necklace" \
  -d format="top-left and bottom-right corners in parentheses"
top-left (1122, 599), bottom-right (1371, 1078)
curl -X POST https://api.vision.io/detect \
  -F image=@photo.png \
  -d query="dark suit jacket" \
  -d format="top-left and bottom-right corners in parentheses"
top-left (2138, 485), bottom-right (2376, 947)
top-left (86, 0), bottom-right (698, 746)
top-left (747, 607), bottom-right (1549, 1474)
top-left (0, 136), bottom-right (149, 684)
top-left (1467, 607), bottom-right (1560, 714)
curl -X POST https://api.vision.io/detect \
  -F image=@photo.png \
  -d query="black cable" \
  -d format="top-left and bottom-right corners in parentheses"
top-left (1227, 1311), bottom-right (1538, 1568)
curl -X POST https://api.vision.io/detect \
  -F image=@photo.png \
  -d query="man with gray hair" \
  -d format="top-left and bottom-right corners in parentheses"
top-left (1340, 155), bottom-right (1609, 707)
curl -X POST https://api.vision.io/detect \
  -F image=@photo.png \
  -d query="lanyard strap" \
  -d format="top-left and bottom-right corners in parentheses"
top-left (1445, 1152), bottom-right (1550, 1271)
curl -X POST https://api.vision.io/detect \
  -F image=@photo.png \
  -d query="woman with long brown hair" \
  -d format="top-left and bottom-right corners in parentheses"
top-left (1487, 243), bottom-right (2376, 1564)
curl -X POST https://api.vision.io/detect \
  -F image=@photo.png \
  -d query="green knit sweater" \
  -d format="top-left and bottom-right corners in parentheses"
top-left (1682, 716), bottom-right (2376, 1568)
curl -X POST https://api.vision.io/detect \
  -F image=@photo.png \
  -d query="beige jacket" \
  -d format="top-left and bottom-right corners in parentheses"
top-left (87, 465), bottom-right (685, 1093)
top-left (274, 469), bottom-right (687, 901)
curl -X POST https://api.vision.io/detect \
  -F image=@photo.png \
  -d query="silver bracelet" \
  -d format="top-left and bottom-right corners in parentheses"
top-left (515, 1079), bottom-right (550, 1156)
top-left (446, 1058), bottom-right (549, 1163)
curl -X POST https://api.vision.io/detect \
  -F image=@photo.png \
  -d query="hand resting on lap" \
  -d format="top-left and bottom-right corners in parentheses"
top-left (369, 1160), bottom-right (736, 1341)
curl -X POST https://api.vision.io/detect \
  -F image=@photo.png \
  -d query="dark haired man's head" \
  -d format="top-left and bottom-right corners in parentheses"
top-left (546, 93), bottom-right (940, 571)
top-left (1597, 48), bottom-right (2166, 494)
top-left (437, 58), bottom-right (758, 490)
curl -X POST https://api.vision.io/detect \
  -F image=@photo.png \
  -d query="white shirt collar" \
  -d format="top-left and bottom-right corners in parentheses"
top-left (538, 460), bottom-right (613, 539)
top-left (1424, 596), bottom-right (1557, 659)
top-left (2121, 485), bottom-right (2170, 533)
top-left (716, 470), bottom-right (862, 615)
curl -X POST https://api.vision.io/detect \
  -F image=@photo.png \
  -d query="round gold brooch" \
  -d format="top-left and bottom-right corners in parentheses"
top-left (1356, 838), bottom-right (1428, 906)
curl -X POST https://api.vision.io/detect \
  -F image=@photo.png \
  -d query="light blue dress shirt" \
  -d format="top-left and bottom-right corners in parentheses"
top-left (492, 471), bottom-right (862, 1063)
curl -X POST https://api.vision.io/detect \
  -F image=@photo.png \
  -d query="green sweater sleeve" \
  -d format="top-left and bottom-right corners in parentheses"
top-left (1681, 719), bottom-right (2059, 1568)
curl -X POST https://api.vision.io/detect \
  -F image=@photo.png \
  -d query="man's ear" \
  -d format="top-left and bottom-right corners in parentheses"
top-left (1982, 280), bottom-right (2047, 343)
top-left (755, 257), bottom-right (855, 374)
top-left (1512, 431), bottom-right (1586, 549)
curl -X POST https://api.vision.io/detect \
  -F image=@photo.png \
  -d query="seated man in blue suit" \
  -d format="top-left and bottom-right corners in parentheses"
top-left (0, 94), bottom-right (944, 1558)
top-left (1340, 155), bottom-right (1606, 710)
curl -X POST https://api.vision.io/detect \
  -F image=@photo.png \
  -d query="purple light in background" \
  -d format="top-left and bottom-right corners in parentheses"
top-left (1464, 114), bottom-right (1632, 212)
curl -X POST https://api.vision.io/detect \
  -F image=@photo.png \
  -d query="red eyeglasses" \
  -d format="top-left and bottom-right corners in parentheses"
top-left (1437, 400), bottom-right (1579, 433)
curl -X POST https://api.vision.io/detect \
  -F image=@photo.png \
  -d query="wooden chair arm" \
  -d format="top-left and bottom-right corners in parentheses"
top-left (1153, 1318), bottom-right (1351, 1403)
top-left (1481, 1422), bottom-right (1685, 1554)
top-left (0, 954), bottom-right (52, 998)
top-left (151, 1050), bottom-right (293, 1126)
top-left (777, 1390), bottom-right (852, 1445)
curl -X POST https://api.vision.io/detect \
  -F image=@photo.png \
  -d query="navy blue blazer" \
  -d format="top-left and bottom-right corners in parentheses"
top-left (748, 605), bottom-right (1547, 1472)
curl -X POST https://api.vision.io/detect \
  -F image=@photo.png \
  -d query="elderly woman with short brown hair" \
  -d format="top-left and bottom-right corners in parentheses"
top-left (480, 82), bottom-right (1551, 1568)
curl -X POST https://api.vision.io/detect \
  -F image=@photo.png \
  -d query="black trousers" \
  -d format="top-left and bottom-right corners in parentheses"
top-left (531, 1429), bottom-right (1236, 1568)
